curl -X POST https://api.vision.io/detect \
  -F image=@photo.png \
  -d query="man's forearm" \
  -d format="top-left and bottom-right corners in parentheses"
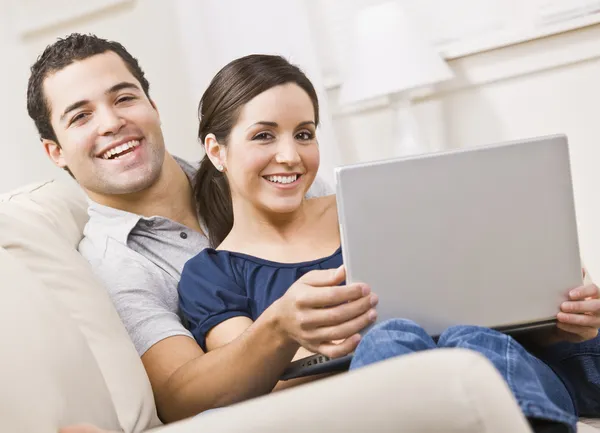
top-left (158, 311), bottom-right (298, 422)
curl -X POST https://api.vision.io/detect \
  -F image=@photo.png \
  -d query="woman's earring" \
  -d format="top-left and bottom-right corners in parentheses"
top-left (216, 164), bottom-right (224, 172)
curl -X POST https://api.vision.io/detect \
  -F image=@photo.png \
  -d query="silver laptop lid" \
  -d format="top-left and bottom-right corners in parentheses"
top-left (335, 134), bottom-right (582, 336)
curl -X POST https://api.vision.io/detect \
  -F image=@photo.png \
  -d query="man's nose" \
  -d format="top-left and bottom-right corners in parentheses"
top-left (275, 138), bottom-right (301, 165)
top-left (96, 107), bottom-right (125, 135)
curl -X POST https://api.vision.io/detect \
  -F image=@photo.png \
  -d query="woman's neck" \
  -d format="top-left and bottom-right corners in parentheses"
top-left (223, 195), bottom-right (339, 263)
top-left (229, 197), bottom-right (311, 245)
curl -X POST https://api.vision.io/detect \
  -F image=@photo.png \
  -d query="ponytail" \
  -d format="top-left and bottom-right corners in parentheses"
top-left (193, 155), bottom-right (233, 247)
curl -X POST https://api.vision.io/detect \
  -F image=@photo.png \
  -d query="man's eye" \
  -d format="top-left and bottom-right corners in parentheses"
top-left (116, 96), bottom-right (135, 103)
top-left (70, 112), bottom-right (89, 124)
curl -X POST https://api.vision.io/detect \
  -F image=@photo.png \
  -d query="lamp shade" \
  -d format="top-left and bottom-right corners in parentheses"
top-left (339, 1), bottom-right (453, 106)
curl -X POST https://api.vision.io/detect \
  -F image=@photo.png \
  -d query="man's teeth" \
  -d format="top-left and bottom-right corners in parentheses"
top-left (265, 174), bottom-right (298, 184)
top-left (101, 140), bottom-right (141, 159)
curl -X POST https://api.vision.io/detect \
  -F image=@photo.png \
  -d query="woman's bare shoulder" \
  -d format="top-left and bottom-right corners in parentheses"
top-left (307, 194), bottom-right (337, 220)
top-left (216, 234), bottom-right (240, 251)
top-left (308, 193), bottom-right (336, 208)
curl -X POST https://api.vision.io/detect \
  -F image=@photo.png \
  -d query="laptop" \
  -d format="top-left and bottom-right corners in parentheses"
top-left (281, 134), bottom-right (583, 380)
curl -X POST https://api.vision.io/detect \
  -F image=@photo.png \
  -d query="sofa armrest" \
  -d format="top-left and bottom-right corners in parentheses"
top-left (150, 348), bottom-right (532, 433)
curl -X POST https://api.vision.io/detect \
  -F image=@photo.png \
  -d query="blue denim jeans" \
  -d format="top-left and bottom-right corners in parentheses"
top-left (350, 319), bottom-right (600, 432)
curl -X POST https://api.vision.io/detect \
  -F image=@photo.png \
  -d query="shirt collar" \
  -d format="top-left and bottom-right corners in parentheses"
top-left (85, 201), bottom-right (141, 244)
top-left (85, 155), bottom-right (200, 245)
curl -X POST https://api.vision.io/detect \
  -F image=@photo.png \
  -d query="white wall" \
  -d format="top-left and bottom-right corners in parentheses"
top-left (446, 33), bottom-right (600, 280)
top-left (324, 24), bottom-right (600, 278)
top-left (0, 3), bottom-right (58, 191)
top-left (0, 0), bottom-right (198, 193)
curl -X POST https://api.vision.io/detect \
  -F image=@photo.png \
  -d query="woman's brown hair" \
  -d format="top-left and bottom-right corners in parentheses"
top-left (194, 54), bottom-right (320, 247)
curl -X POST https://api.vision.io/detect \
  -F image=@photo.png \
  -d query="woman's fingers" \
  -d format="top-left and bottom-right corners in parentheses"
top-left (296, 283), bottom-right (371, 309)
top-left (309, 308), bottom-right (377, 343)
top-left (299, 266), bottom-right (346, 287)
top-left (299, 293), bottom-right (378, 329)
top-left (316, 334), bottom-right (362, 359)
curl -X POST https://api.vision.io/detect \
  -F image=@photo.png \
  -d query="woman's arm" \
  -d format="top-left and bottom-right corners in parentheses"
top-left (207, 317), bottom-right (335, 393)
top-left (146, 266), bottom-right (377, 423)
top-left (144, 308), bottom-right (298, 423)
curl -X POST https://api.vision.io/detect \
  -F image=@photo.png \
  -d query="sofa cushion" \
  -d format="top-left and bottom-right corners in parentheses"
top-left (0, 180), bottom-right (161, 432)
top-left (0, 247), bottom-right (120, 432)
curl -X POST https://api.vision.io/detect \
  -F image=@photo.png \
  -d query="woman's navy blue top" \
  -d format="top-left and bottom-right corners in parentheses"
top-left (178, 247), bottom-right (343, 351)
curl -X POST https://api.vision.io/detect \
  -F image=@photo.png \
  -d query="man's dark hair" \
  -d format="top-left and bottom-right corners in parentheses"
top-left (27, 33), bottom-right (151, 143)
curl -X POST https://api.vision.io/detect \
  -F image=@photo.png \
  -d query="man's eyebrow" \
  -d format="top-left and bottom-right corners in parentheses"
top-left (60, 100), bottom-right (89, 122)
top-left (59, 82), bottom-right (142, 122)
top-left (106, 81), bottom-right (140, 95)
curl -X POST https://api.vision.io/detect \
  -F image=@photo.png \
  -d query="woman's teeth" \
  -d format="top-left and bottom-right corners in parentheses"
top-left (101, 140), bottom-right (141, 159)
top-left (265, 174), bottom-right (299, 184)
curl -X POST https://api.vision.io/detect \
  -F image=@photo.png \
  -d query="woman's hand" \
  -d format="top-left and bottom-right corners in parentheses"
top-left (270, 265), bottom-right (378, 358)
top-left (555, 282), bottom-right (600, 343)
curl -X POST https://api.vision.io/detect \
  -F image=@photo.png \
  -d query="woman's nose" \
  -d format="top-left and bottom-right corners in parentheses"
top-left (275, 139), bottom-right (301, 165)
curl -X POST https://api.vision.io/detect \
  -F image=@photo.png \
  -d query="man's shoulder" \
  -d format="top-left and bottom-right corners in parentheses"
top-left (79, 235), bottom-right (171, 290)
top-left (173, 155), bottom-right (199, 180)
top-left (79, 230), bottom-right (188, 356)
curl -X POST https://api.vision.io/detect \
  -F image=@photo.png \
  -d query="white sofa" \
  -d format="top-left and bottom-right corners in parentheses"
top-left (0, 179), bottom-right (598, 433)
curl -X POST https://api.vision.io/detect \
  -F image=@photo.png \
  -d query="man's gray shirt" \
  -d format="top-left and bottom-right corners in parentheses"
top-left (79, 158), bottom-right (333, 356)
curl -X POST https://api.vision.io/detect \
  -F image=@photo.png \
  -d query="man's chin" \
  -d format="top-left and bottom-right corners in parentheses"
top-left (85, 173), bottom-right (160, 197)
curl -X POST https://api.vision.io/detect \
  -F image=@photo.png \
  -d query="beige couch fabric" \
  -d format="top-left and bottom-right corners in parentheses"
top-left (0, 180), bottom-right (160, 432)
top-left (0, 247), bottom-right (121, 433)
top-left (153, 349), bottom-right (533, 433)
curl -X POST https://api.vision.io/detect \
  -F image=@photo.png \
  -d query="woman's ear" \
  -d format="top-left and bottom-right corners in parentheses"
top-left (204, 133), bottom-right (226, 171)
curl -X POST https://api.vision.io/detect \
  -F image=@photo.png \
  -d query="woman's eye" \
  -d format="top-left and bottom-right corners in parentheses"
top-left (253, 132), bottom-right (273, 141)
top-left (296, 131), bottom-right (314, 141)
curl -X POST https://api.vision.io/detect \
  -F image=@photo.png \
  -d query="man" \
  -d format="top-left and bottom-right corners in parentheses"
top-left (28, 33), bottom-right (374, 426)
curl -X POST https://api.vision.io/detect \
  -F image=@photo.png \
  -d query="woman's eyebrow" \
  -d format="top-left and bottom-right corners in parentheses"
top-left (246, 121), bottom-right (278, 131)
top-left (245, 120), bottom-right (315, 131)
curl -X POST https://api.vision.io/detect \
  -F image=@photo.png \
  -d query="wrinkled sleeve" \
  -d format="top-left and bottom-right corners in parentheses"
top-left (178, 251), bottom-right (252, 351)
top-left (81, 246), bottom-right (193, 357)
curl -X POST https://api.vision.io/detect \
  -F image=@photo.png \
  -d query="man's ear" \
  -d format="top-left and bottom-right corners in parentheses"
top-left (150, 99), bottom-right (161, 119)
top-left (204, 133), bottom-right (226, 169)
top-left (149, 99), bottom-right (163, 127)
top-left (43, 139), bottom-right (67, 168)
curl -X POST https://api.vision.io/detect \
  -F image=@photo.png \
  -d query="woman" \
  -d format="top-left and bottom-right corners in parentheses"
top-left (179, 54), bottom-right (600, 433)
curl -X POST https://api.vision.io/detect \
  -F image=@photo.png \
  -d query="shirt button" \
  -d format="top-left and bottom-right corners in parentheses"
top-left (180, 232), bottom-right (188, 239)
